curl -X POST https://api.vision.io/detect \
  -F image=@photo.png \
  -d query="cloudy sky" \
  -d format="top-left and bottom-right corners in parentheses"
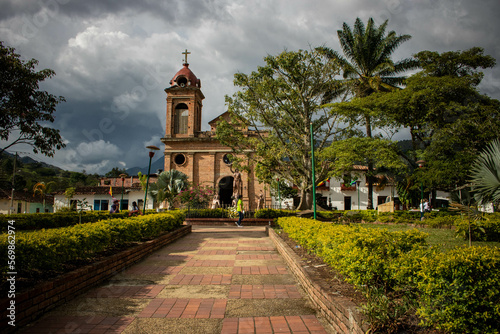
top-left (1, 0), bottom-right (499, 174)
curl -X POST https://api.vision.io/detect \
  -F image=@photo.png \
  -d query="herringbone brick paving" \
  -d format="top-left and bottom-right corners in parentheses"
top-left (20, 225), bottom-right (331, 333)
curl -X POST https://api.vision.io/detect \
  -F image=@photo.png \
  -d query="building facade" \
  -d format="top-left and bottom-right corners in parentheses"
top-left (161, 55), bottom-right (269, 210)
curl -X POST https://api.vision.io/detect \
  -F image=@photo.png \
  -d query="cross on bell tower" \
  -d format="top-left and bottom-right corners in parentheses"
top-left (182, 49), bottom-right (191, 65)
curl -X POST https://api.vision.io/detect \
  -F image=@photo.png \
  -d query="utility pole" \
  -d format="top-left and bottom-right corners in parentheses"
top-left (9, 152), bottom-right (17, 214)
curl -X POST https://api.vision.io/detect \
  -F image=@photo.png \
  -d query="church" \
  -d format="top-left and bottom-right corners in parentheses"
top-left (161, 50), bottom-right (268, 210)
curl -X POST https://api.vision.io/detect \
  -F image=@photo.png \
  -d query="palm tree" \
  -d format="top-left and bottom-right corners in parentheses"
top-left (149, 170), bottom-right (189, 209)
top-left (469, 139), bottom-right (500, 211)
top-left (318, 17), bottom-right (419, 208)
top-left (33, 181), bottom-right (56, 212)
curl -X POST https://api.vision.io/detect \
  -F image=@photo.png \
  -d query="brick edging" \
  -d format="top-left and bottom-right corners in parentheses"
top-left (1, 225), bottom-right (191, 332)
top-left (185, 218), bottom-right (273, 226)
top-left (266, 226), bottom-right (370, 333)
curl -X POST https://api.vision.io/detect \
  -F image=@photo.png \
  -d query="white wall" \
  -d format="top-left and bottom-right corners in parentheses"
top-left (318, 175), bottom-right (397, 211)
top-left (53, 190), bottom-right (152, 212)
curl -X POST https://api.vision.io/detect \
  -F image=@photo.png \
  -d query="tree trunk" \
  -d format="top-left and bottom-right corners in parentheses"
top-left (296, 187), bottom-right (313, 210)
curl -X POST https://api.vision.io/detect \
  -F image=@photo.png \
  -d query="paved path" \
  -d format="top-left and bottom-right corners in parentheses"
top-left (20, 226), bottom-right (332, 334)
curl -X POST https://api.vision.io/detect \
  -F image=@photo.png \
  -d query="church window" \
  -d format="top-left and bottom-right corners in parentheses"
top-left (174, 153), bottom-right (187, 166)
top-left (174, 103), bottom-right (189, 134)
top-left (223, 154), bottom-right (232, 165)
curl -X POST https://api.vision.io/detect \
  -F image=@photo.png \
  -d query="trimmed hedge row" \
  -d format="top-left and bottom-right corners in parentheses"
top-left (0, 211), bottom-right (185, 275)
top-left (0, 211), bottom-right (137, 231)
top-left (277, 217), bottom-right (500, 333)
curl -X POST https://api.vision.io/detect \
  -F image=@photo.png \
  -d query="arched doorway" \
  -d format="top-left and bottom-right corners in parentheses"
top-left (218, 176), bottom-right (234, 207)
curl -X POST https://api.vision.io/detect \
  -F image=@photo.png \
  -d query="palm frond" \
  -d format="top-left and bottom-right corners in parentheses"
top-left (469, 139), bottom-right (500, 205)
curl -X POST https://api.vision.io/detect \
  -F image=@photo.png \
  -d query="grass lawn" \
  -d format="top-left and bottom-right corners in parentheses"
top-left (363, 223), bottom-right (500, 252)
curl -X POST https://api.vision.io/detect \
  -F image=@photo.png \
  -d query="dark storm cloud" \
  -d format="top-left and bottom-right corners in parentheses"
top-left (1, 0), bottom-right (499, 174)
top-left (0, 0), bottom-right (230, 25)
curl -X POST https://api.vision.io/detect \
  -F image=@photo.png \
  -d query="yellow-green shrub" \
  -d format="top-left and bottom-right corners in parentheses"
top-left (416, 246), bottom-right (500, 333)
top-left (277, 217), bottom-right (500, 333)
top-left (0, 211), bottom-right (184, 275)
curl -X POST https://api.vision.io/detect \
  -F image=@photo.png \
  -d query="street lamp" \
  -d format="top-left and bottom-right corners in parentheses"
top-left (356, 180), bottom-right (361, 210)
top-left (277, 178), bottom-right (281, 210)
top-left (143, 145), bottom-right (160, 213)
top-left (119, 173), bottom-right (127, 210)
top-left (310, 122), bottom-right (316, 220)
top-left (417, 160), bottom-right (425, 221)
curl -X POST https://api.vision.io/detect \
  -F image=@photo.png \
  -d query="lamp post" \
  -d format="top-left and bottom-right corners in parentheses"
top-left (119, 173), bottom-right (127, 210)
top-left (277, 178), bottom-right (281, 210)
top-left (143, 145), bottom-right (160, 213)
top-left (9, 152), bottom-right (18, 215)
top-left (356, 180), bottom-right (361, 210)
top-left (310, 122), bottom-right (316, 220)
top-left (417, 160), bottom-right (425, 221)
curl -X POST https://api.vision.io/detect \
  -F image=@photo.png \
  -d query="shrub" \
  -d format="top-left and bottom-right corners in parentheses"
top-left (0, 211), bottom-right (185, 274)
top-left (455, 214), bottom-right (500, 241)
top-left (276, 216), bottom-right (500, 333)
top-left (254, 208), bottom-right (297, 219)
top-left (416, 246), bottom-right (500, 333)
top-left (0, 211), bottom-right (140, 231)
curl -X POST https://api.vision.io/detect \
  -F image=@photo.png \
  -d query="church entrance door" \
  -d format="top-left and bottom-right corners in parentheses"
top-left (218, 176), bottom-right (234, 207)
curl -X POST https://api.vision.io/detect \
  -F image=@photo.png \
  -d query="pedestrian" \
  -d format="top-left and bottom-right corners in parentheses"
top-left (110, 199), bottom-right (120, 213)
top-left (236, 195), bottom-right (244, 227)
top-left (424, 199), bottom-right (431, 212)
top-left (128, 201), bottom-right (141, 216)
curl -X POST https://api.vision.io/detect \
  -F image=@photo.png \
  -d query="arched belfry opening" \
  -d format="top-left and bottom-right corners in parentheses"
top-left (174, 103), bottom-right (189, 134)
top-left (218, 176), bottom-right (234, 207)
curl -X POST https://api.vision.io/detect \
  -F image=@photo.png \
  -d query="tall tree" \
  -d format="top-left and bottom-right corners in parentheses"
top-left (216, 49), bottom-right (346, 210)
top-left (372, 47), bottom-right (498, 194)
top-left (0, 42), bottom-right (66, 156)
top-left (318, 18), bottom-right (419, 208)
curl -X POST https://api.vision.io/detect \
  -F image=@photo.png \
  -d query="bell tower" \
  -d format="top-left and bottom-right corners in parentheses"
top-left (165, 49), bottom-right (204, 138)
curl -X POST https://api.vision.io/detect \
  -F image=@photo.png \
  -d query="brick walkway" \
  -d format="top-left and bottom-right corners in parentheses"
top-left (20, 226), bottom-right (332, 334)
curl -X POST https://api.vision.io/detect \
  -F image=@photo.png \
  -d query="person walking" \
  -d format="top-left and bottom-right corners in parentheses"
top-left (236, 195), bottom-right (244, 227)
top-left (110, 199), bottom-right (120, 213)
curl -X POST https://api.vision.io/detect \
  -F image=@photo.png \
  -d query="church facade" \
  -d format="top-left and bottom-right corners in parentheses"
top-left (161, 52), bottom-right (268, 210)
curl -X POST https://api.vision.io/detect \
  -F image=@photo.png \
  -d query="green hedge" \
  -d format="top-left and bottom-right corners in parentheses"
top-left (277, 217), bottom-right (500, 333)
top-left (0, 211), bottom-right (185, 275)
top-left (254, 208), bottom-right (297, 219)
top-left (0, 211), bottom-right (138, 231)
top-left (416, 246), bottom-right (500, 333)
top-left (454, 213), bottom-right (500, 242)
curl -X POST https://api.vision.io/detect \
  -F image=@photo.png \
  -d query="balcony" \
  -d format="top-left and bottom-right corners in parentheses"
top-left (340, 183), bottom-right (356, 191)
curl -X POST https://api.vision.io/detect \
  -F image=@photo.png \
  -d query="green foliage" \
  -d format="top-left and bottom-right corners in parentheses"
top-left (0, 211), bottom-right (143, 232)
top-left (105, 167), bottom-right (128, 178)
top-left (0, 42), bottom-right (66, 156)
top-left (321, 137), bottom-right (406, 181)
top-left (254, 208), bottom-right (297, 219)
top-left (277, 217), bottom-right (500, 333)
top-left (217, 48), bottom-right (345, 210)
top-left (149, 170), bottom-right (189, 208)
top-left (0, 212), bottom-right (184, 275)
top-left (177, 186), bottom-right (214, 209)
top-left (416, 246), bottom-right (500, 333)
top-left (469, 139), bottom-right (500, 206)
top-left (454, 213), bottom-right (500, 242)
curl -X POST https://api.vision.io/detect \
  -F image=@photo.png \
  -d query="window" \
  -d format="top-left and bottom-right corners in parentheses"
top-left (174, 103), bottom-right (189, 134)
top-left (120, 199), bottom-right (129, 211)
top-left (174, 153), bottom-right (186, 166)
top-left (94, 199), bottom-right (109, 211)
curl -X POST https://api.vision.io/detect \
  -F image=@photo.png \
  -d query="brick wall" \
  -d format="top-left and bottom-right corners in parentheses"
top-left (1, 225), bottom-right (191, 332)
top-left (266, 227), bottom-right (369, 333)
